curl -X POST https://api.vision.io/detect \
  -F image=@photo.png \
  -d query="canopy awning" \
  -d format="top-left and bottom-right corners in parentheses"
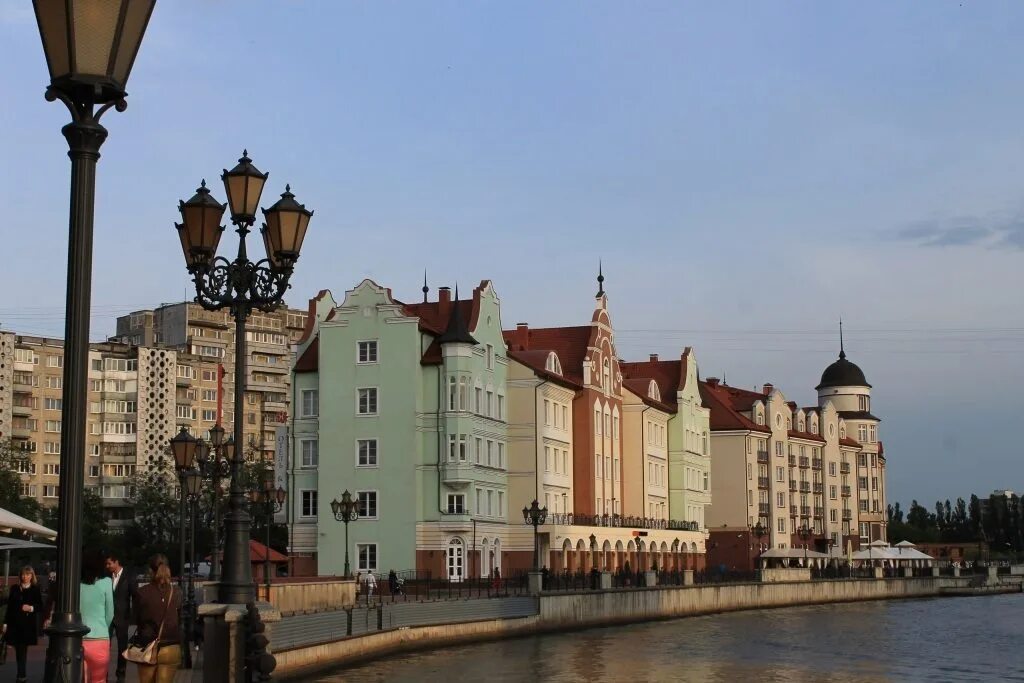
top-left (0, 508), bottom-right (57, 540)
top-left (761, 547), bottom-right (829, 559)
top-left (0, 539), bottom-right (56, 551)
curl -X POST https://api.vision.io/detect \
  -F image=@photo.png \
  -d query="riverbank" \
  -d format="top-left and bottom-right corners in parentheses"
top-left (273, 575), bottom-right (1022, 679)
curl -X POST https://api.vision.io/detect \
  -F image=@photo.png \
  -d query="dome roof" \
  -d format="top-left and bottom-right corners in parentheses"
top-left (816, 322), bottom-right (870, 390)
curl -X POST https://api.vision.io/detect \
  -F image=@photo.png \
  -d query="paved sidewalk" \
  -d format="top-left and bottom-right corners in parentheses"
top-left (0, 637), bottom-right (202, 682)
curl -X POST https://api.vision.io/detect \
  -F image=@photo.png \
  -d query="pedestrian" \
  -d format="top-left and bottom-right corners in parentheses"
top-left (105, 550), bottom-right (138, 683)
top-left (80, 548), bottom-right (114, 683)
top-left (133, 555), bottom-right (181, 683)
top-left (2, 565), bottom-right (43, 683)
top-left (492, 567), bottom-right (502, 593)
top-left (388, 570), bottom-right (399, 597)
top-left (364, 571), bottom-right (377, 598)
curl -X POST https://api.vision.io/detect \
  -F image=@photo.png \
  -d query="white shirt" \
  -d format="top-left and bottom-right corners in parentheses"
top-left (112, 569), bottom-right (122, 592)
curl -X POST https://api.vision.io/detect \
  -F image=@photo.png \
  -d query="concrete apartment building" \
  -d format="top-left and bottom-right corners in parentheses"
top-left (703, 340), bottom-right (886, 570)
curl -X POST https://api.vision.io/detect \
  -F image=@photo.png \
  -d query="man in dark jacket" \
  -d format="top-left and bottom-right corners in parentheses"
top-left (105, 551), bottom-right (138, 683)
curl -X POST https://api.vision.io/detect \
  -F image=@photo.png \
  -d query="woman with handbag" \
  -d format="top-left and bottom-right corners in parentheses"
top-left (79, 549), bottom-right (114, 683)
top-left (131, 556), bottom-right (181, 683)
top-left (2, 566), bottom-right (43, 683)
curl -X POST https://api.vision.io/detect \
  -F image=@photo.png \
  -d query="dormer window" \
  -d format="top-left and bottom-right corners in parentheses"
top-left (858, 395), bottom-right (870, 412)
top-left (545, 352), bottom-right (562, 375)
top-left (648, 380), bottom-right (660, 402)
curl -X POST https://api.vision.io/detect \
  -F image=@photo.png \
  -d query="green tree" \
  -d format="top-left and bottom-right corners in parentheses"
top-left (0, 440), bottom-right (43, 523)
top-left (123, 461), bottom-right (179, 570)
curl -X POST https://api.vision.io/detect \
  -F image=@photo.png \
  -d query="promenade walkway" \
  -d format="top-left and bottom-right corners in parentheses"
top-left (0, 639), bottom-right (202, 683)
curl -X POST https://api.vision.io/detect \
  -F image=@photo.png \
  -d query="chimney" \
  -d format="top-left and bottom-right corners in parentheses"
top-left (649, 353), bottom-right (659, 362)
top-left (438, 287), bottom-right (451, 304)
top-left (517, 322), bottom-right (529, 331)
top-left (706, 377), bottom-right (720, 388)
top-left (512, 322), bottom-right (529, 349)
top-left (762, 382), bottom-right (773, 396)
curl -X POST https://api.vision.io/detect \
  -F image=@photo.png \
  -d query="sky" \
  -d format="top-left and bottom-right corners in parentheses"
top-left (1, 2), bottom-right (1022, 508)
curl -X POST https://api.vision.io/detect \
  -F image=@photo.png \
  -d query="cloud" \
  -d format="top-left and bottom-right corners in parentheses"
top-left (890, 213), bottom-right (1024, 250)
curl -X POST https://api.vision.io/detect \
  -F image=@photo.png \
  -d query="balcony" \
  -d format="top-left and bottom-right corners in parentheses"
top-left (799, 481), bottom-right (810, 493)
top-left (789, 505), bottom-right (797, 516)
top-left (758, 503), bottom-right (770, 517)
top-left (443, 461), bottom-right (476, 485)
top-left (840, 463), bottom-right (851, 474)
top-left (757, 476), bottom-right (770, 489)
top-left (265, 416), bottom-right (287, 428)
top-left (788, 455), bottom-right (796, 467)
top-left (800, 506), bottom-right (811, 517)
top-left (842, 509), bottom-right (853, 521)
top-left (788, 481), bottom-right (797, 492)
top-left (799, 457), bottom-right (810, 468)
top-left (813, 483), bottom-right (824, 494)
top-left (812, 459), bottom-right (823, 469)
top-left (814, 507), bottom-right (824, 518)
top-left (841, 486), bottom-right (851, 497)
top-left (756, 451), bottom-right (769, 464)
top-left (264, 401), bottom-right (288, 413)
top-left (12, 404), bottom-right (33, 417)
top-left (11, 427), bottom-right (32, 439)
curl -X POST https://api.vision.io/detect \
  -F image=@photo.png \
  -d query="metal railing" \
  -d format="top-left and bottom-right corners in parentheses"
top-left (758, 477), bottom-right (770, 489)
top-left (544, 513), bottom-right (700, 532)
top-left (353, 570), bottom-right (529, 604)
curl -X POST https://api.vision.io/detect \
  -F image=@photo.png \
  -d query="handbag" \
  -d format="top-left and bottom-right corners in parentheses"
top-left (123, 585), bottom-right (173, 665)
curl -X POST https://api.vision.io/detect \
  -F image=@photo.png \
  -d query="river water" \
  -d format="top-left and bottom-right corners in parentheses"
top-left (317, 594), bottom-right (1024, 682)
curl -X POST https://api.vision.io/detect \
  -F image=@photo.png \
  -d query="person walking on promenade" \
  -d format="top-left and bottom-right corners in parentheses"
top-left (80, 549), bottom-right (114, 683)
top-left (364, 571), bottom-right (377, 598)
top-left (133, 556), bottom-right (181, 683)
top-left (388, 570), bottom-right (400, 598)
top-left (2, 566), bottom-right (43, 683)
top-left (106, 550), bottom-right (138, 683)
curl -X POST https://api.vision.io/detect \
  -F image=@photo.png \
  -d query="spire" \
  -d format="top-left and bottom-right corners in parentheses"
top-left (422, 270), bottom-right (429, 303)
top-left (839, 319), bottom-right (846, 360)
top-left (437, 283), bottom-right (478, 345)
top-left (596, 260), bottom-right (605, 297)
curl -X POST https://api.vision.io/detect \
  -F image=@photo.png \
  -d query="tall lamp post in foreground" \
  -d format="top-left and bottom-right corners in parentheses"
top-left (798, 524), bottom-right (812, 568)
top-left (170, 427), bottom-right (199, 668)
top-left (249, 470), bottom-right (286, 599)
top-left (176, 153), bottom-right (313, 605)
top-left (331, 492), bottom-right (359, 578)
top-left (752, 521), bottom-right (768, 573)
top-left (32, 3), bottom-right (156, 681)
top-left (522, 500), bottom-right (548, 571)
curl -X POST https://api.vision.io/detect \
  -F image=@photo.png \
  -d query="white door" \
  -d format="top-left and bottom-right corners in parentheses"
top-left (447, 538), bottom-right (464, 582)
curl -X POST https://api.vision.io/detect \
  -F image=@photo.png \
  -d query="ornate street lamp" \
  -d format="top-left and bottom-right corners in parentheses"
top-left (249, 473), bottom-right (286, 600)
top-left (522, 500), bottom-right (548, 571)
top-left (798, 524), bottom-right (812, 568)
top-left (753, 521), bottom-right (768, 572)
top-left (176, 153), bottom-right (313, 608)
top-left (32, 3), bottom-right (155, 679)
top-left (196, 431), bottom-right (233, 581)
top-left (170, 427), bottom-right (200, 668)
top-left (331, 492), bottom-right (359, 579)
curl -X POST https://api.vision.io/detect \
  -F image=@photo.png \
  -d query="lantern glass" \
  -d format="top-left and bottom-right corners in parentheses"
top-left (33, 0), bottom-right (156, 104)
top-left (184, 470), bottom-right (203, 497)
top-left (178, 181), bottom-right (226, 262)
top-left (522, 506), bottom-right (530, 525)
top-left (209, 424), bottom-right (226, 447)
top-left (169, 427), bottom-right (197, 471)
top-left (275, 487), bottom-right (287, 506)
top-left (222, 438), bottom-right (235, 462)
top-left (261, 185), bottom-right (313, 265)
top-left (195, 441), bottom-right (210, 467)
top-left (262, 469), bottom-right (275, 494)
top-left (221, 151), bottom-right (268, 225)
top-left (330, 499), bottom-right (341, 516)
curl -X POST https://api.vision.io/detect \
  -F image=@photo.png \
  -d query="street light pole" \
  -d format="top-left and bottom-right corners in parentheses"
top-left (177, 155), bottom-right (313, 607)
top-left (798, 524), bottom-right (811, 569)
top-left (331, 492), bottom-right (359, 579)
top-left (170, 428), bottom-right (200, 669)
top-left (250, 471), bottom-right (285, 599)
top-left (32, 4), bottom-right (155, 681)
top-left (522, 500), bottom-right (549, 571)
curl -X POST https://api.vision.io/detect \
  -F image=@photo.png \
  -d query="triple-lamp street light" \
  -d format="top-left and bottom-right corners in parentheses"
top-left (32, 2), bottom-right (156, 680)
top-left (176, 149), bottom-right (313, 608)
top-left (195, 424), bottom-right (234, 581)
top-left (169, 427), bottom-right (203, 669)
top-left (331, 492), bottom-right (360, 579)
top-left (752, 521), bottom-right (768, 572)
top-left (797, 524), bottom-right (813, 568)
top-left (522, 500), bottom-right (548, 571)
top-left (249, 470), bottom-right (286, 599)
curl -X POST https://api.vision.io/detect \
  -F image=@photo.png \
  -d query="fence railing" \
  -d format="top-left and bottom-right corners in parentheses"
top-left (353, 570), bottom-right (529, 605)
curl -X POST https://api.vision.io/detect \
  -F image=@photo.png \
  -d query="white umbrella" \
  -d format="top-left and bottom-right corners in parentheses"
top-left (0, 507), bottom-right (57, 539)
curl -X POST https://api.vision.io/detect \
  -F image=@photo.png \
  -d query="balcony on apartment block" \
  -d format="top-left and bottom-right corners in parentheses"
top-left (813, 483), bottom-right (823, 494)
top-left (814, 506), bottom-right (824, 518)
top-left (789, 504), bottom-right (798, 516)
top-left (799, 456), bottom-right (810, 468)
top-left (800, 506), bottom-right (811, 517)
top-left (788, 481), bottom-right (797, 492)
top-left (842, 509), bottom-right (853, 520)
top-left (442, 460), bottom-right (477, 485)
top-left (756, 451), bottom-right (769, 464)
top-left (812, 458), bottom-right (822, 469)
top-left (799, 481), bottom-right (810, 493)
top-left (840, 463), bottom-right (851, 474)
top-left (788, 454), bottom-right (796, 467)
top-left (841, 486), bottom-right (851, 497)
top-left (757, 476), bottom-right (769, 489)
top-left (758, 503), bottom-right (770, 517)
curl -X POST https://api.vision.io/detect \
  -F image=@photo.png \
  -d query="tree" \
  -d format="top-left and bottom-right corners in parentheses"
top-left (40, 487), bottom-right (106, 550)
top-left (123, 461), bottom-right (179, 570)
top-left (0, 440), bottom-right (43, 523)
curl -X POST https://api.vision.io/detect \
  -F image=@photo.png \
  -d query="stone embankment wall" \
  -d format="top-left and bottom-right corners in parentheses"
top-left (274, 577), bottom-right (1019, 679)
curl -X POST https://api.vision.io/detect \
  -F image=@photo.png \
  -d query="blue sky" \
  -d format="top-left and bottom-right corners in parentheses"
top-left (1, 2), bottom-right (1022, 507)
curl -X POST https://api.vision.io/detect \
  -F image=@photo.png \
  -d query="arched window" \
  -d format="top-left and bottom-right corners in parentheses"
top-left (481, 538), bottom-right (490, 576)
top-left (648, 380), bottom-right (660, 401)
top-left (447, 538), bottom-right (464, 582)
top-left (602, 358), bottom-right (611, 393)
top-left (545, 352), bottom-right (562, 375)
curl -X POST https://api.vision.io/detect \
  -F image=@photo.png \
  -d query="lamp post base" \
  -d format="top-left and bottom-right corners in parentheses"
top-left (527, 571), bottom-right (543, 595)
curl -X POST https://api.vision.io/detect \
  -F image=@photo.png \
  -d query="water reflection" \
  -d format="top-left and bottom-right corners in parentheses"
top-left (317, 594), bottom-right (1024, 683)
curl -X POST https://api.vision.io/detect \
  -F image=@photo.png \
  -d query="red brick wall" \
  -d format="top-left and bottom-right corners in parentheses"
top-left (707, 529), bottom-right (755, 571)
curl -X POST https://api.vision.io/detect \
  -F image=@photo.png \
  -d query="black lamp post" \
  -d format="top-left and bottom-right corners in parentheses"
top-left (177, 154), bottom-right (313, 607)
top-left (798, 524), bottom-right (812, 568)
top-left (331, 492), bottom-right (359, 579)
top-left (32, 3), bottom-right (155, 680)
top-left (170, 426), bottom-right (199, 668)
top-left (522, 500), bottom-right (548, 571)
top-left (196, 426), bottom-right (232, 581)
top-left (249, 469), bottom-right (286, 599)
top-left (753, 521), bottom-right (768, 572)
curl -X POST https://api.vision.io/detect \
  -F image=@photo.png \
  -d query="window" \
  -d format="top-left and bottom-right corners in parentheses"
top-left (858, 477), bottom-right (868, 490)
top-left (775, 466), bottom-right (784, 482)
top-left (447, 494), bottom-right (466, 514)
top-left (747, 463), bottom-right (752, 480)
top-left (46, 376), bottom-right (63, 389)
top-left (15, 460), bottom-right (36, 475)
top-left (42, 485), bottom-right (59, 498)
top-left (357, 491), bottom-right (378, 518)
top-left (868, 425), bottom-right (877, 443)
top-left (43, 463), bottom-right (60, 476)
top-left (828, 462), bottom-right (836, 476)
top-left (857, 424), bottom-right (867, 442)
top-left (176, 406), bottom-right (194, 419)
top-left (830, 485), bottom-right (837, 500)
top-left (776, 492), bottom-right (785, 508)
top-left (871, 477), bottom-right (878, 491)
top-left (497, 443), bottom-right (505, 469)
top-left (89, 444), bottom-right (100, 457)
top-left (357, 439), bottom-right (378, 467)
top-left (300, 490), bottom-right (318, 518)
top-left (859, 499), bottom-right (869, 512)
top-left (44, 442), bottom-right (60, 455)
top-left (202, 389), bottom-right (217, 401)
top-left (202, 409), bottom-right (217, 421)
top-left (497, 395), bottom-right (505, 420)
top-left (15, 348), bottom-right (37, 364)
top-left (858, 453), bottom-right (867, 467)
top-left (202, 369), bottom-right (216, 381)
top-left (775, 442), bottom-right (783, 456)
top-left (486, 344), bottom-right (494, 370)
top-left (88, 465), bottom-right (100, 478)
top-left (301, 390), bottom-right (319, 417)
top-left (475, 387), bottom-right (483, 414)
top-left (858, 395), bottom-right (869, 411)
top-left (357, 543), bottom-right (377, 572)
top-left (45, 420), bottom-right (61, 433)
top-left (43, 398), bottom-right (62, 411)
top-left (459, 378), bottom-right (469, 411)
top-left (357, 340), bottom-right (378, 363)
top-left (357, 388), bottom-right (378, 415)
top-left (830, 509), bottom-right (838, 522)
top-left (544, 446), bottom-right (551, 472)
top-left (777, 517), bottom-right (786, 532)
top-left (300, 439), bottom-right (319, 468)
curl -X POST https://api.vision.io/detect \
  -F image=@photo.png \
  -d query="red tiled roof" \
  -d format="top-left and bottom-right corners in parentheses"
top-left (294, 337), bottom-right (318, 373)
top-left (506, 349), bottom-right (581, 390)
top-left (503, 325), bottom-right (592, 384)
top-left (248, 540), bottom-right (287, 563)
top-left (699, 381), bottom-right (771, 434)
top-left (718, 385), bottom-right (769, 412)
top-left (621, 377), bottom-right (676, 413)
top-left (839, 436), bottom-right (863, 449)
top-left (787, 429), bottom-right (826, 443)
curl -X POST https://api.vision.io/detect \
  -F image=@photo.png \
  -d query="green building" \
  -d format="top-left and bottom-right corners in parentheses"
top-left (290, 279), bottom-right (509, 580)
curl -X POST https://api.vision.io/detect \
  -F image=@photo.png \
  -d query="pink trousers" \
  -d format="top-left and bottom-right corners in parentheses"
top-left (82, 638), bottom-right (110, 683)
